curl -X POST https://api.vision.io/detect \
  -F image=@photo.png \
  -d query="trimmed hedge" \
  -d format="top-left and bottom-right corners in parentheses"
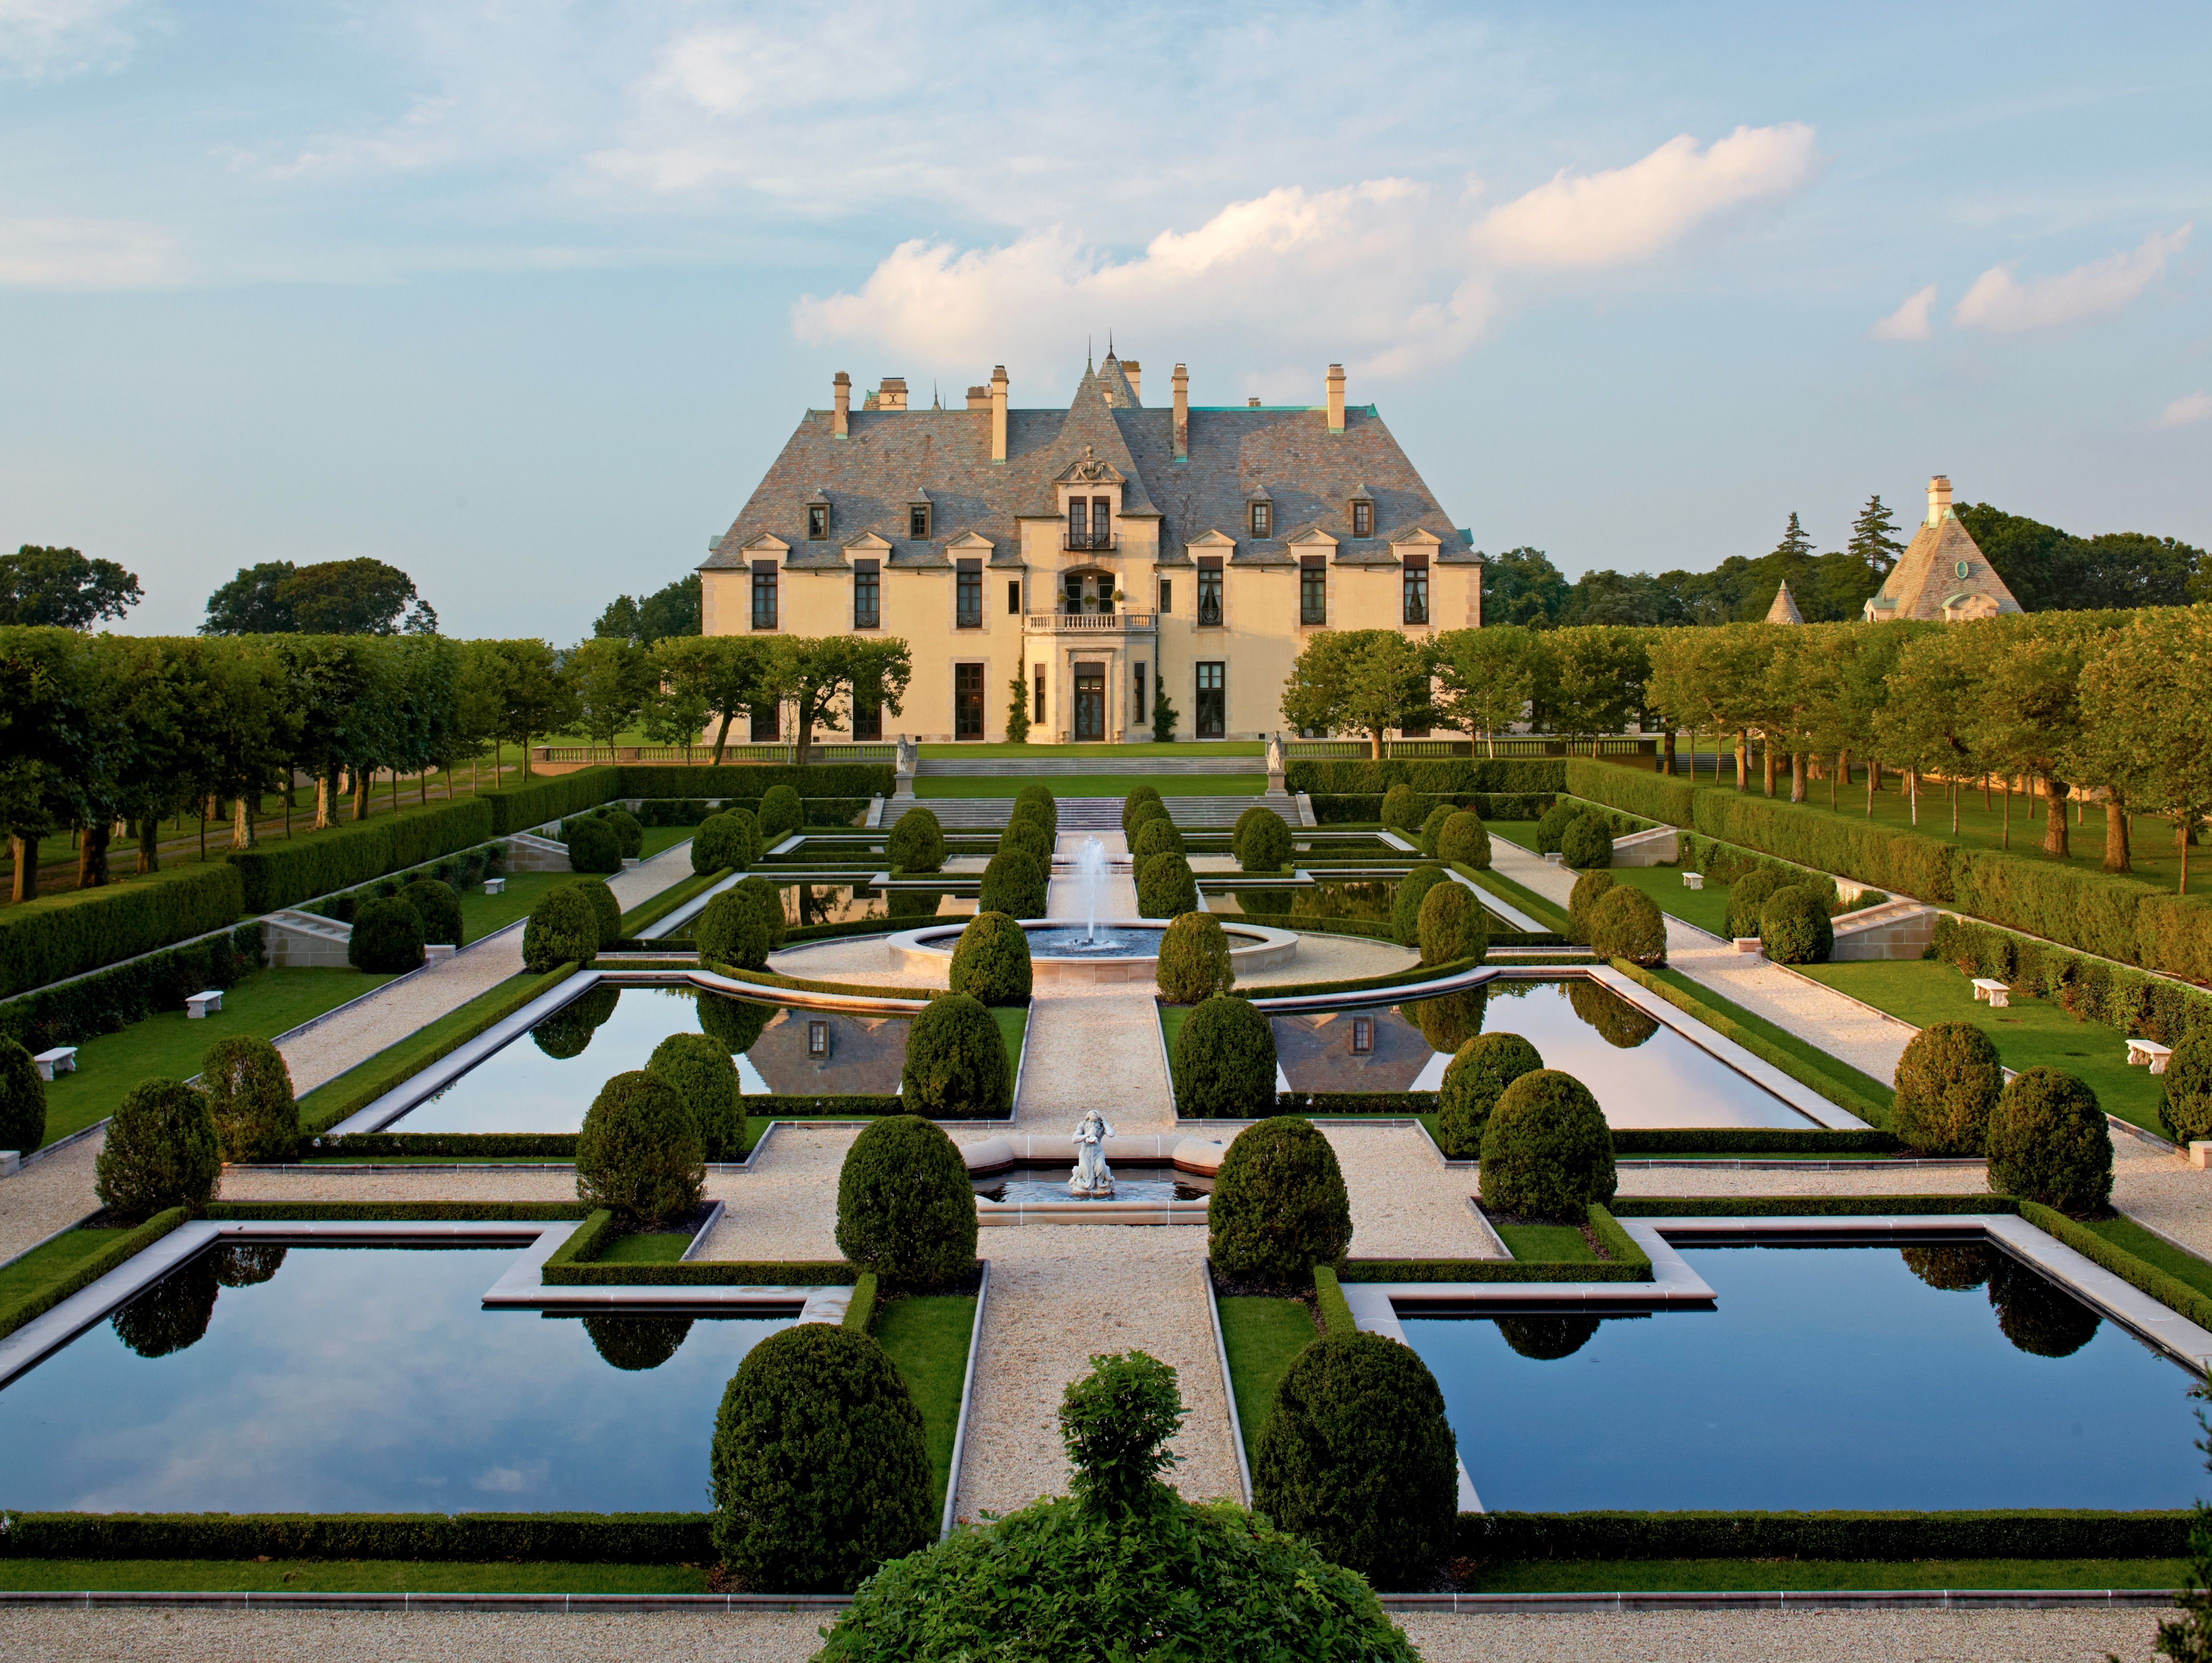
top-left (1563, 760), bottom-right (1698, 828)
top-left (0, 920), bottom-right (264, 1060)
top-left (1173, 995), bottom-right (1278, 1118)
top-left (834, 1114), bottom-right (978, 1288)
top-left (1760, 884), bottom-right (1834, 964)
top-left (1893, 1021), bottom-right (2002, 1156)
top-left (348, 896), bottom-right (424, 974)
top-left (96, 1079), bottom-right (220, 1220)
top-left (1390, 865), bottom-right (1452, 948)
top-left (482, 769), bottom-right (620, 836)
top-left (0, 864), bottom-right (245, 1003)
top-left (1222, 952), bottom-right (1486, 1003)
top-left (888, 808), bottom-right (947, 874)
top-left (230, 798), bottom-right (494, 914)
top-left (1136, 852), bottom-right (1199, 920)
top-left (900, 992), bottom-right (1012, 1118)
top-left (979, 848), bottom-right (1048, 919)
top-left (574, 1070), bottom-right (705, 1224)
top-left (1478, 1070), bottom-right (1616, 1220)
top-left (202, 1034), bottom-right (298, 1164)
top-left (1456, 1508), bottom-right (2192, 1562)
top-left (950, 912), bottom-right (1032, 1006)
top-left (0, 1038), bottom-right (44, 1154)
top-left (545, 1258), bottom-right (858, 1287)
top-left (1590, 886), bottom-right (1666, 968)
top-left (1286, 760), bottom-right (1566, 795)
top-left (0, 1508), bottom-right (712, 1564)
top-left (1606, 1194), bottom-right (2010, 1217)
top-left (0, 1207), bottom-right (189, 1344)
top-left (1157, 912), bottom-right (1234, 1003)
top-left (1341, 1209), bottom-right (1651, 1284)
top-left (620, 763), bottom-right (894, 800)
top-left (1437, 1032), bottom-right (1543, 1159)
top-left (1312, 1263), bottom-right (1358, 1336)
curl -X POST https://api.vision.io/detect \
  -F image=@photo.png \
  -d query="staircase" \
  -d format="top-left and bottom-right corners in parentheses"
top-left (261, 909), bottom-right (353, 968)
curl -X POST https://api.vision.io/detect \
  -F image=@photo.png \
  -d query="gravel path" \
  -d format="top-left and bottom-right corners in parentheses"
top-left (1012, 983), bottom-right (1174, 1130)
top-left (765, 938), bottom-right (944, 986)
top-left (1398, 1607), bottom-right (2162, 1661)
top-left (1238, 932), bottom-right (1417, 986)
top-left (697, 1124), bottom-right (858, 1260)
top-left (1323, 1124), bottom-right (1500, 1260)
top-left (0, 1136), bottom-right (102, 1262)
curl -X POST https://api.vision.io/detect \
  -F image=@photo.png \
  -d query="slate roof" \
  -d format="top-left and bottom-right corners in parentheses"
top-left (704, 353), bottom-right (1474, 573)
top-left (1764, 580), bottom-right (1804, 625)
top-left (1862, 513), bottom-right (2023, 622)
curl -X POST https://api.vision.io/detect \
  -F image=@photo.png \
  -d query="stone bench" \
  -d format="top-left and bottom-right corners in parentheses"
top-left (1732, 937), bottom-right (1764, 955)
top-left (1681, 872), bottom-right (1704, 890)
top-left (2128, 1038), bottom-right (2174, 1075)
top-left (1971, 977), bottom-right (2010, 1009)
top-left (484, 877), bottom-right (506, 895)
top-left (32, 1046), bottom-right (76, 1081)
top-left (185, 990), bottom-right (224, 1020)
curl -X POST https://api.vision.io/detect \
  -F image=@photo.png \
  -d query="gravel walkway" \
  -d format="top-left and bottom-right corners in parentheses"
top-left (0, 1136), bottom-right (102, 1262)
top-left (1238, 932), bottom-right (1416, 986)
top-left (1011, 982), bottom-right (1174, 1130)
top-left (696, 1124), bottom-right (858, 1260)
top-left (765, 938), bottom-right (944, 986)
top-left (1322, 1124), bottom-right (1500, 1260)
top-left (1398, 1607), bottom-right (2160, 1662)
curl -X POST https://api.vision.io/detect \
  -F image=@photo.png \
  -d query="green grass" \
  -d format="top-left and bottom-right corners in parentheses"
top-left (1795, 958), bottom-right (2164, 1135)
top-left (1642, 963), bottom-right (1898, 1117)
top-left (0, 1227), bottom-right (128, 1303)
top-left (874, 1294), bottom-right (979, 1516)
top-left (0, 1560), bottom-right (710, 1593)
top-left (1159, 1005), bottom-right (1186, 1078)
top-left (921, 742), bottom-right (1262, 758)
top-left (1494, 1222), bottom-right (1598, 1262)
top-left (993, 1006), bottom-right (1028, 1080)
top-left (292, 970), bottom-right (548, 1128)
top-left (39, 967), bottom-right (396, 1145)
top-left (1595, 863), bottom-right (1738, 936)
top-left (592, 1230), bottom-right (693, 1264)
top-left (918, 774), bottom-right (1268, 798)
top-left (1217, 1296), bottom-right (1316, 1469)
top-left (1462, 1558), bottom-right (2184, 1592)
top-left (2080, 1215), bottom-right (2212, 1301)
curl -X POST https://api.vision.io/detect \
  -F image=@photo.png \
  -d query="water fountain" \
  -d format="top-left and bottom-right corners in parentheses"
top-left (1077, 836), bottom-right (1108, 942)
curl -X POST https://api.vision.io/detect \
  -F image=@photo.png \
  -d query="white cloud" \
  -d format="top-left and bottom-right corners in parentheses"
top-left (1870, 283), bottom-right (1937, 341)
top-left (1954, 225), bottom-right (2191, 332)
top-left (0, 0), bottom-right (140, 78)
top-left (1474, 124), bottom-right (1820, 268)
top-left (0, 216), bottom-right (179, 287)
top-left (2157, 391), bottom-right (2212, 428)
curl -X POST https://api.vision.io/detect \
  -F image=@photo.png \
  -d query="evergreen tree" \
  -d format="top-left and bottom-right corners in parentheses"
top-left (1847, 494), bottom-right (1905, 582)
top-left (1773, 512), bottom-right (1815, 562)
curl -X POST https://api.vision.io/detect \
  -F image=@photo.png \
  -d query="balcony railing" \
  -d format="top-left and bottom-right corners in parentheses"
top-left (528, 743), bottom-right (898, 766)
top-left (1062, 532), bottom-right (1118, 552)
top-left (1024, 610), bottom-right (1158, 634)
top-left (1280, 736), bottom-right (1662, 760)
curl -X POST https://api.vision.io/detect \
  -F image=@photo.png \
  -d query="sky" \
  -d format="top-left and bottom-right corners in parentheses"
top-left (2, 0), bottom-right (2206, 640)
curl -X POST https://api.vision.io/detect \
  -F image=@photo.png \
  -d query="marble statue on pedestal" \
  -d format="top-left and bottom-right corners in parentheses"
top-left (1070, 1110), bottom-right (1116, 1196)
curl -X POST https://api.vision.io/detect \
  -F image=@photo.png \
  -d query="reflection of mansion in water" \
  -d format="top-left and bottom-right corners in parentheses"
top-left (1271, 1010), bottom-right (1434, 1093)
top-left (740, 1010), bottom-right (906, 1097)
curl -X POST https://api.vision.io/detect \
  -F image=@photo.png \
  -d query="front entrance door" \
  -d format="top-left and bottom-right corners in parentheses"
top-left (1074, 666), bottom-right (1106, 741)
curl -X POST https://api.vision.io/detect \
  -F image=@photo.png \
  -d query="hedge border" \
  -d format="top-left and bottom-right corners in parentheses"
top-left (0, 920), bottom-right (267, 1062)
top-left (2021, 1201), bottom-right (2212, 1334)
top-left (1224, 952), bottom-right (1488, 1002)
top-left (842, 1272), bottom-right (880, 1332)
top-left (200, 1201), bottom-right (594, 1222)
top-left (0, 863), bottom-right (246, 1004)
top-left (620, 868), bottom-right (730, 936)
top-left (1340, 1206), bottom-right (1652, 1284)
top-left (0, 1208), bottom-right (189, 1344)
top-left (542, 1258), bottom-right (856, 1288)
top-left (1312, 1264), bottom-right (1358, 1336)
top-left (1606, 1195), bottom-right (2013, 1218)
top-left (0, 1512), bottom-right (711, 1564)
top-left (1456, 1508), bottom-right (2191, 1562)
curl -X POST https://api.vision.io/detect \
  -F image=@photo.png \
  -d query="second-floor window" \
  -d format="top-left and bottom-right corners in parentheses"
top-left (853, 560), bottom-right (880, 629)
top-left (1352, 500), bottom-right (1373, 538)
top-left (1300, 557), bottom-right (1326, 626)
top-left (956, 559), bottom-right (983, 628)
top-left (752, 562), bottom-right (778, 630)
top-left (1067, 499), bottom-right (1086, 543)
top-left (1250, 500), bottom-right (1272, 538)
top-left (1008, 580), bottom-right (1022, 615)
top-left (806, 504), bottom-right (828, 540)
top-left (1402, 556), bottom-right (1430, 626)
top-left (1158, 578), bottom-right (1172, 613)
top-left (1197, 558), bottom-right (1223, 626)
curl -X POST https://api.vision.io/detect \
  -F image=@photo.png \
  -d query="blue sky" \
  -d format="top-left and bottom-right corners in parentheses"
top-left (2, 1), bottom-right (2205, 638)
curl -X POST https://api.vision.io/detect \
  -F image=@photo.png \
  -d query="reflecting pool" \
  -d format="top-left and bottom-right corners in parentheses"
top-left (1216, 880), bottom-right (1518, 932)
top-left (1404, 1242), bottom-right (2200, 1512)
top-left (386, 985), bottom-right (908, 1132)
top-left (0, 1244), bottom-right (790, 1514)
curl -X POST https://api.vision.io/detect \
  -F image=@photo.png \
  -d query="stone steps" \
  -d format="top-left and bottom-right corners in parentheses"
top-left (885, 791), bottom-right (1302, 831)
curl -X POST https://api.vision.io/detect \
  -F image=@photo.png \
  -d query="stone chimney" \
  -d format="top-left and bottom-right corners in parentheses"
top-left (990, 366), bottom-right (1008, 463)
top-left (1326, 364), bottom-right (1346, 433)
top-left (1122, 360), bottom-right (1141, 403)
top-left (1926, 474), bottom-right (1952, 526)
top-left (1172, 364), bottom-right (1188, 462)
top-left (966, 385), bottom-right (990, 410)
top-left (877, 376), bottom-right (908, 411)
top-left (832, 371), bottom-right (850, 438)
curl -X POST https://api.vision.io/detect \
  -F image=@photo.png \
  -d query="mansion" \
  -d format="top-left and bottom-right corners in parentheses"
top-left (700, 352), bottom-right (1482, 742)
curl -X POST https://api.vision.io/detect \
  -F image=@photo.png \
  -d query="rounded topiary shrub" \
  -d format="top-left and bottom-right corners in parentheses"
top-left (1892, 1021), bottom-right (2003, 1156)
top-left (694, 889), bottom-right (770, 970)
top-left (0, 1039), bottom-right (47, 1158)
top-left (576, 1069), bottom-right (704, 1224)
top-left (1436, 1032), bottom-right (1543, 1159)
top-left (1015, 783), bottom-right (1056, 836)
top-left (584, 1313), bottom-right (692, 1372)
top-left (696, 990), bottom-right (773, 1057)
top-left (1988, 1066), bottom-right (2112, 1216)
top-left (1208, 1116), bottom-right (1352, 1282)
top-left (202, 1035), bottom-right (297, 1164)
top-left (1001, 814), bottom-right (1054, 868)
top-left (711, 1322), bottom-right (934, 1594)
top-left (532, 983), bottom-right (618, 1059)
top-left (1759, 885), bottom-right (1834, 965)
top-left (900, 992), bottom-right (1012, 1118)
top-left (1136, 852), bottom-right (1198, 920)
top-left (1252, 1331), bottom-right (1458, 1588)
top-left (1172, 994), bottom-right (1276, 1119)
top-left (1436, 810), bottom-right (1491, 870)
top-left (726, 806), bottom-right (764, 866)
top-left (400, 877), bottom-right (464, 948)
top-left (2159, 1033), bottom-right (2212, 1144)
top-left (1132, 817), bottom-right (1184, 862)
top-left (887, 806), bottom-right (946, 874)
top-left (1418, 804), bottom-right (1454, 858)
top-left (1722, 868), bottom-right (1790, 940)
top-left (648, 1031), bottom-right (746, 1163)
top-left (347, 896), bottom-right (424, 974)
top-left (1156, 912), bottom-right (1234, 1003)
top-left (1406, 986), bottom-right (1488, 1054)
top-left (1534, 800), bottom-right (1578, 854)
top-left (1568, 978), bottom-right (1658, 1048)
top-left (1478, 1068), bottom-right (1616, 1221)
top-left (1416, 880), bottom-right (1487, 966)
top-left (570, 878), bottom-right (622, 946)
top-left (950, 912), bottom-right (1032, 1006)
top-left (1988, 1253), bottom-right (2100, 1358)
top-left (979, 848), bottom-right (1048, 919)
top-left (1392, 864), bottom-right (1450, 946)
top-left (567, 815), bottom-right (622, 874)
top-left (1122, 786), bottom-right (1164, 838)
top-left (1590, 886), bottom-right (1667, 968)
top-left (1380, 784), bottom-right (1420, 832)
top-left (96, 1079), bottom-right (220, 1220)
top-left (733, 874), bottom-right (788, 954)
top-left (835, 1114), bottom-right (978, 1286)
top-left (602, 808), bottom-right (645, 860)
top-left (758, 784), bottom-right (804, 842)
top-left (1566, 870), bottom-right (1616, 946)
top-left (1126, 796), bottom-right (1171, 844)
top-left (1234, 809), bottom-right (1292, 874)
top-left (1558, 812), bottom-right (1612, 870)
top-left (692, 810), bottom-right (745, 875)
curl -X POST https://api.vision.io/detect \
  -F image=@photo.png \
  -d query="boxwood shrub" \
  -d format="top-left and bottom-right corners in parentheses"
top-left (523, 886), bottom-right (600, 974)
top-left (1208, 1115), bottom-right (1352, 1282)
top-left (834, 1114), bottom-right (978, 1286)
top-left (1760, 884), bottom-right (1834, 964)
top-left (401, 877), bottom-right (464, 948)
top-left (1590, 886), bottom-right (1666, 968)
top-left (732, 874), bottom-right (788, 955)
top-left (1136, 852), bottom-right (1198, 920)
top-left (1156, 912), bottom-right (1234, 1003)
top-left (575, 1070), bottom-right (704, 1224)
top-left (692, 811), bottom-right (746, 875)
top-left (1987, 1066), bottom-right (2112, 1215)
top-left (1122, 786), bottom-right (1164, 838)
top-left (1566, 870), bottom-right (1616, 946)
top-left (694, 890), bottom-right (770, 971)
top-left (1133, 818), bottom-right (1184, 862)
top-left (1892, 1021), bottom-right (2002, 1156)
top-left (980, 848), bottom-right (1048, 919)
top-left (1380, 783), bottom-right (1420, 832)
top-left (202, 1034), bottom-right (297, 1164)
top-left (900, 992), bottom-right (1012, 1118)
top-left (570, 878), bottom-right (622, 946)
top-left (1533, 800), bottom-right (1579, 854)
top-left (2162, 1032), bottom-right (2212, 1144)
top-left (1559, 813), bottom-right (1612, 870)
top-left (566, 816), bottom-right (623, 874)
top-left (888, 808), bottom-right (946, 874)
top-left (347, 896), bottom-right (424, 974)
top-left (1172, 994), bottom-right (1277, 1118)
top-left (1126, 798), bottom-right (1172, 844)
top-left (1001, 816), bottom-right (1056, 867)
top-left (758, 784), bottom-right (805, 842)
top-left (1416, 880), bottom-right (1486, 966)
top-left (1436, 1032), bottom-right (1543, 1158)
top-left (96, 1079), bottom-right (220, 1220)
top-left (1234, 810), bottom-right (1292, 873)
top-left (0, 1038), bottom-right (47, 1156)
top-left (1417, 804), bottom-right (1454, 858)
top-left (602, 808), bottom-right (645, 859)
top-left (1391, 864), bottom-right (1451, 947)
top-left (1436, 810), bottom-right (1490, 870)
top-left (950, 912), bottom-right (1032, 1006)
top-left (1722, 868), bottom-right (1790, 940)
top-left (1014, 784), bottom-right (1056, 836)
top-left (1478, 1068), bottom-right (1616, 1220)
top-left (646, 1031), bottom-right (746, 1162)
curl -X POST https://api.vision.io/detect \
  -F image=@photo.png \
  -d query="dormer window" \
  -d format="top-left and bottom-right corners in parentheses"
top-left (1351, 500), bottom-right (1373, 538)
top-left (806, 500), bottom-right (829, 541)
top-left (1250, 500), bottom-right (1272, 538)
top-left (909, 500), bottom-right (931, 540)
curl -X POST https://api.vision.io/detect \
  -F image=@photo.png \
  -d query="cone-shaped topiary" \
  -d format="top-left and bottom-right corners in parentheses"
top-left (980, 848), bottom-right (1048, 918)
top-left (2158, 1032), bottom-right (2212, 1144)
top-left (711, 1322), bottom-right (934, 1594)
top-left (1406, 987), bottom-right (1487, 1054)
top-left (1436, 810), bottom-right (1490, 870)
top-left (567, 816), bottom-right (623, 874)
top-left (900, 992), bottom-right (1012, 1118)
top-left (1722, 868), bottom-right (1790, 940)
top-left (400, 877), bottom-right (464, 948)
top-left (887, 806), bottom-right (946, 874)
top-left (1988, 1066), bottom-right (2112, 1215)
top-left (202, 1034), bottom-right (297, 1164)
top-left (1208, 1115), bottom-right (1352, 1282)
top-left (1000, 816), bottom-right (1055, 867)
top-left (0, 1039), bottom-right (47, 1156)
top-left (584, 1313), bottom-right (692, 1371)
top-left (570, 878), bottom-right (622, 946)
top-left (1759, 885), bottom-right (1833, 965)
top-left (1568, 978), bottom-right (1658, 1048)
top-left (1234, 809), bottom-right (1292, 874)
top-left (692, 810), bottom-right (746, 874)
top-left (648, 1030), bottom-right (746, 1162)
top-left (1392, 864), bottom-right (1450, 946)
top-left (96, 1079), bottom-right (220, 1220)
top-left (532, 983), bottom-right (618, 1059)
top-left (1156, 912), bottom-right (1234, 1003)
top-left (950, 911), bottom-right (1033, 1006)
top-left (1534, 800), bottom-right (1578, 854)
top-left (758, 784), bottom-right (804, 842)
top-left (1436, 1032), bottom-right (1542, 1158)
top-left (1136, 852), bottom-right (1198, 920)
top-left (1122, 786), bottom-right (1164, 838)
top-left (602, 807), bottom-right (645, 859)
top-left (733, 874), bottom-right (788, 954)
top-left (1172, 994), bottom-right (1277, 1118)
top-left (1418, 804), bottom-right (1454, 858)
top-left (1558, 813), bottom-right (1612, 870)
top-left (1566, 870), bottom-right (1616, 946)
top-left (834, 1114), bottom-right (978, 1286)
top-left (1006, 804), bottom-right (1054, 852)
top-left (694, 889), bottom-right (770, 970)
top-left (696, 990), bottom-right (773, 1057)
top-left (1892, 1021), bottom-right (2002, 1156)
top-left (1416, 880), bottom-right (1487, 966)
top-left (1252, 1330), bottom-right (1458, 1588)
top-left (1590, 885), bottom-right (1667, 968)
top-left (348, 896), bottom-right (424, 974)
top-left (1380, 784), bottom-right (1420, 832)
top-left (575, 1069), bottom-right (704, 1224)
top-left (1478, 1068), bottom-right (1616, 1221)
top-left (1133, 818), bottom-right (1184, 862)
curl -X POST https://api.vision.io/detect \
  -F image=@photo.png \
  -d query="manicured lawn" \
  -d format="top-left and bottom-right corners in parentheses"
top-left (1642, 964), bottom-right (1898, 1116)
top-left (918, 775), bottom-right (1268, 798)
top-left (1796, 959), bottom-right (2164, 1134)
top-left (1463, 1558), bottom-right (2184, 1592)
top-left (1596, 863), bottom-right (1738, 937)
top-left (1159, 1005), bottom-right (1186, 1078)
top-left (2078, 1214), bottom-right (2212, 1302)
top-left (1494, 1222), bottom-right (1598, 1262)
top-left (874, 1294), bottom-right (979, 1515)
top-left (0, 1559), bottom-right (710, 1593)
top-left (1217, 1296), bottom-right (1316, 1468)
top-left (922, 742), bottom-right (1262, 758)
top-left (593, 1230), bottom-right (692, 1264)
top-left (994, 1006), bottom-right (1028, 1081)
top-left (455, 838), bottom-right (696, 941)
top-left (0, 1228), bottom-right (128, 1306)
top-left (38, 968), bottom-right (396, 1145)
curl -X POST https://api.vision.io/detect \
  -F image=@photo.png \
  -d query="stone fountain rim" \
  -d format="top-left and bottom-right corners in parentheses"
top-left (885, 916), bottom-right (1298, 966)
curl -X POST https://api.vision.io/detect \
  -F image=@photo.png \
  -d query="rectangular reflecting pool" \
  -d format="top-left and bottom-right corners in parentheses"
top-left (388, 984), bottom-right (910, 1132)
top-left (1272, 978), bottom-right (1815, 1128)
top-left (1404, 1242), bottom-right (2202, 1512)
top-left (0, 1244), bottom-right (790, 1514)
top-left (1212, 880), bottom-right (1519, 933)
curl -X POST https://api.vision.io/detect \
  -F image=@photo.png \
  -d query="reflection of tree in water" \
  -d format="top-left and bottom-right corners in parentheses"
top-left (110, 1252), bottom-right (222, 1358)
top-left (582, 1314), bottom-right (694, 1371)
top-left (696, 992), bottom-right (774, 1058)
top-left (1296, 882), bottom-right (1394, 923)
top-left (212, 1244), bottom-right (288, 1288)
top-left (1988, 1254), bottom-right (2101, 1358)
top-left (887, 890), bottom-right (945, 919)
top-left (532, 984), bottom-right (620, 1060)
top-left (1238, 888), bottom-right (1294, 918)
top-left (1403, 988), bottom-right (1488, 1055)
top-left (1900, 1243), bottom-right (1990, 1292)
top-left (1566, 981), bottom-right (1658, 1050)
top-left (1496, 1314), bottom-right (1602, 1360)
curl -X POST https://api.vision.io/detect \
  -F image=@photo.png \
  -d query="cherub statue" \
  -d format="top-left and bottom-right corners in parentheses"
top-left (1070, 1109), bottom-right (1117, 1196)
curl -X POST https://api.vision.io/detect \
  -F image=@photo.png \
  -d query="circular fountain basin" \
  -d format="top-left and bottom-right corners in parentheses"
top-left (887, 916), bottom-right (1298, 986)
